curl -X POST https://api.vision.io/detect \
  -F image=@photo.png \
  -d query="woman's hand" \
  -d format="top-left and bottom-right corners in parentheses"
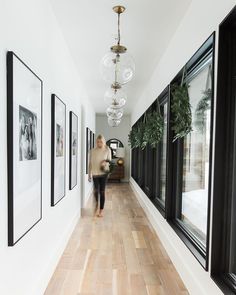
top-left (88, 175), bottom-right (92, 182)
top-left (100, 160), bottom-right (106, 167)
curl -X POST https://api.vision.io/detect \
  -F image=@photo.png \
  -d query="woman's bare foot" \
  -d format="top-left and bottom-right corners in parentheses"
top-left (94, 202), bottom-right (98, 216)
top-left (97, 210), bottom-right (103, 217)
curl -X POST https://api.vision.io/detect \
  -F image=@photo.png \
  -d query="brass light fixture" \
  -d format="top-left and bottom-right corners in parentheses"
top-left (100, 5), bottom-right (135, 127)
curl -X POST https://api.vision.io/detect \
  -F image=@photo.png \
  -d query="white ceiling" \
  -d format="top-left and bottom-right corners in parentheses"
top-left (49, 0), bottom-right (191, 114)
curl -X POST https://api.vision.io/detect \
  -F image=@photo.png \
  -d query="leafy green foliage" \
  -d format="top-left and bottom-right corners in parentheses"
top-left (128, 127), bottom-right (137, 148)
top-left (129, 111), bottom-right (164, 149)
top-left (171, 83), bottom-right (192, 141)
top-left (128, 121), bottom-right (146, 149)
top-left (195, 88), bottom-right (211, 132)
top-left (135, 121), bottom-right (147, 150)
top-left (143, 111), bottom-right (164, 148)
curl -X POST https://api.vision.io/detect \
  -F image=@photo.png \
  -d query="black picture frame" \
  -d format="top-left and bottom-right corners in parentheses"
top-left (86, 127), bottom-right (90, 174)
top-left (92, 132), bottom-right (95, 148)
top-left (7, 51), bottom-right (43, 246)
top-left (51, 94), bottom-right (66, 206)
top-left (69, 111), bottom-right (78, 190)
top-left (90, 130), bottom-right (93, 151)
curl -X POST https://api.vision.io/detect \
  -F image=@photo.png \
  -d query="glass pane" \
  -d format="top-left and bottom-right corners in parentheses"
top-left (159, 102), bottom-right (168, 204)
top-left (178, 60), bottom-right (212, 247)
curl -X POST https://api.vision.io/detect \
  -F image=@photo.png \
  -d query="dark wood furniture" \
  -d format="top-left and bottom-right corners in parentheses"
top-left (108, 165), bottom-right (125, 182)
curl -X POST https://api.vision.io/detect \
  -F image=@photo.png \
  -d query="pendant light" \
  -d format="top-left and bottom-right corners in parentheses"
top-left (106, 106), bottom-right (124, 120)
top-left (100, 6), bottom-right (135, 86)
top-left (104, 85), bottom-right (127, 108)
top-left (108, 117), bottom-right (121, 127)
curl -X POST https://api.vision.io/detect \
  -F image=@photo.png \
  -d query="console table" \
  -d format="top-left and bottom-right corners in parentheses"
top-left (108, 165), bottom-right (125, 182)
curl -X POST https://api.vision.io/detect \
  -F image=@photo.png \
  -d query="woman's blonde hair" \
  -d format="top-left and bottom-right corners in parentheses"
top-left (96, 134), bottom-right (107, 148)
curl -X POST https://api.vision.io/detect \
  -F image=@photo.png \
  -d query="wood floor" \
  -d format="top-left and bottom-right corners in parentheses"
top-left (45, 183), bottom-right (189, 295)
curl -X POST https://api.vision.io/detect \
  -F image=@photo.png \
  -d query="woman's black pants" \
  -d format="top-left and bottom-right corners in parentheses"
top-left (93, 175), bottom-right (107, 209)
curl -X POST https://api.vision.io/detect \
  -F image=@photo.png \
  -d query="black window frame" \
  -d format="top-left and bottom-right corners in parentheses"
top-left (151, 87), bottom-right (170, 217)
top-left (167, 33), bottom-right (215, 270)
top-left (211, 6), bottom-right (236, 294)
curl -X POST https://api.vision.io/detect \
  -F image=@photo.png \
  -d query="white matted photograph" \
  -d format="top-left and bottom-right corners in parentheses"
top-left (69, 111), bottom-right (78, 190)
top-left (7, 51), bottom-right (42, 246)
top-left (51, 94), bottom-right (66, 206)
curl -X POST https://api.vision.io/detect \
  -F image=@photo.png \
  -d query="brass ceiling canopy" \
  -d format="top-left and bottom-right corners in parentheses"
top-left (113, 6), bottom-right (126, 14)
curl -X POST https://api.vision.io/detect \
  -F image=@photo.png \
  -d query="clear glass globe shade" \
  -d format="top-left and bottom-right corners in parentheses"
top-left (106, 106), bottom-right (123, 120)
top-left (100, 52), bottom-right (135, 85)
top-left (108, 117), bottom-right (121, 127)
top-left (104, 88), bottom-right (127, 108)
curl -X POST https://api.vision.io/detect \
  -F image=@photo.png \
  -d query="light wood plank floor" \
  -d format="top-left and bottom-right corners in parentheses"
top-left (45, 183), bottom-right (189, 295)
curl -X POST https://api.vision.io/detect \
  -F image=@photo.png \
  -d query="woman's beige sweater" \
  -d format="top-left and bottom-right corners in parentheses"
top-left (89, 147), bottom-right (112, 176)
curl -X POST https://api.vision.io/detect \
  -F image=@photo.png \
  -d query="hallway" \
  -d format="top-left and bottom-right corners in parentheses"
top-left (45, 184), bottom-right (188, 295)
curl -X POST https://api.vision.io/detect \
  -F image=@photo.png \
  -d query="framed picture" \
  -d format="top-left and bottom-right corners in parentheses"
top-left (86, 127), bottom-right (90, 174)
top-left (7, 51), bottom-right (43, 246)
top-left (92, 132), bottom-right (95, 148)
top-left (69, 111), bottom-right (78, 190)
top-left (90, 130), bottom-right (93, 150)
top-left (51, 94), bottom-right (66, 206)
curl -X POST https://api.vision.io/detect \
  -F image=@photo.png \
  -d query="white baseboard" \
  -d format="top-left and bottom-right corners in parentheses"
top-left (34, 212), bottom-right (81, 295)
top-left (83, 185), bottom-right (93, 208)
top-left (130, 178), bottom-right (223, 295)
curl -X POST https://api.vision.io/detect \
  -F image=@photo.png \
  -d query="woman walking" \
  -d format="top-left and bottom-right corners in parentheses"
top-left (88, 134), bottom-right (111, 217)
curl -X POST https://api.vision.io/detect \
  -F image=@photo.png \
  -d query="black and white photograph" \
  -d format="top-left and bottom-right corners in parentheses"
top-left (56, 123), bottom-right (64, 157)
top-left (19, 105), bottom-right (37, 161)
top-left (7, 51), bottom-right (43, 246)
top-left (51, 94), bottom-right (66, 206)
top-left (69, 111), bottom-right (78, 190)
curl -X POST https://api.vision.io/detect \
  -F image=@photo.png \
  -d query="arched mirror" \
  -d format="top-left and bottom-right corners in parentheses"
top-left (106, 138), bottom-right (124, 158)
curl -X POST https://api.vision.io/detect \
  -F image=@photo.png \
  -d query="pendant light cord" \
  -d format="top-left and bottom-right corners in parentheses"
top-left (118, 12), bottom-right (121, 45)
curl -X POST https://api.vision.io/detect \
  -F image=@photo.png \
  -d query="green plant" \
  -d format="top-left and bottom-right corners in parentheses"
top-left (135, 121), bottom-right (146, 150)
top-left (128, 121), bottom-right (146, 149)
top-left (195, 88), bottom-right (211, 132)
top-left (171, 83), bottom-right (192, 141)
top-left (143, 111), bottom-right (164, 148)
top-left (128, 127), bottom-right (137, 148)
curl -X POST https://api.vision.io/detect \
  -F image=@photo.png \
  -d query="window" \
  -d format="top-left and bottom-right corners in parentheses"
top-left (152, 90), bottom-right (169, 214)
top-left (176, 59), bottom-right (212, 246)
top-left (130, 33), bottom-right (215, 271)
top-left (169, 34), bottom-right (215, 269)
top-left (211, 6), bottom-right (236, 294)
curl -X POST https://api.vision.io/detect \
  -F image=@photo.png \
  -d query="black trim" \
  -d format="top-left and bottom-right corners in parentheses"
top-left (152, 86), bottom-right (170, 217)
top-left (130, 33), bottom-right (215, 270)
top-left (168, 33), bottom-right (215, 270)
top-left (51, 94), bottom-right (66, 206)
top-left (69, 111), bottom-right (78, 190)
top-left (211, 5), bottom-right (236, 294)
top-left (7, 51), bottom-right (43, 246)
top-left (86, 127), bottom-right (90, 174)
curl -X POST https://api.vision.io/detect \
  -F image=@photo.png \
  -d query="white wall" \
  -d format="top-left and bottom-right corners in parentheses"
top-left (96, 114), bottom-right (131, 182)
top-left (0, 0), bottom-right (95, 294)
top-left (130, 0), bottom-right (236, 294)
